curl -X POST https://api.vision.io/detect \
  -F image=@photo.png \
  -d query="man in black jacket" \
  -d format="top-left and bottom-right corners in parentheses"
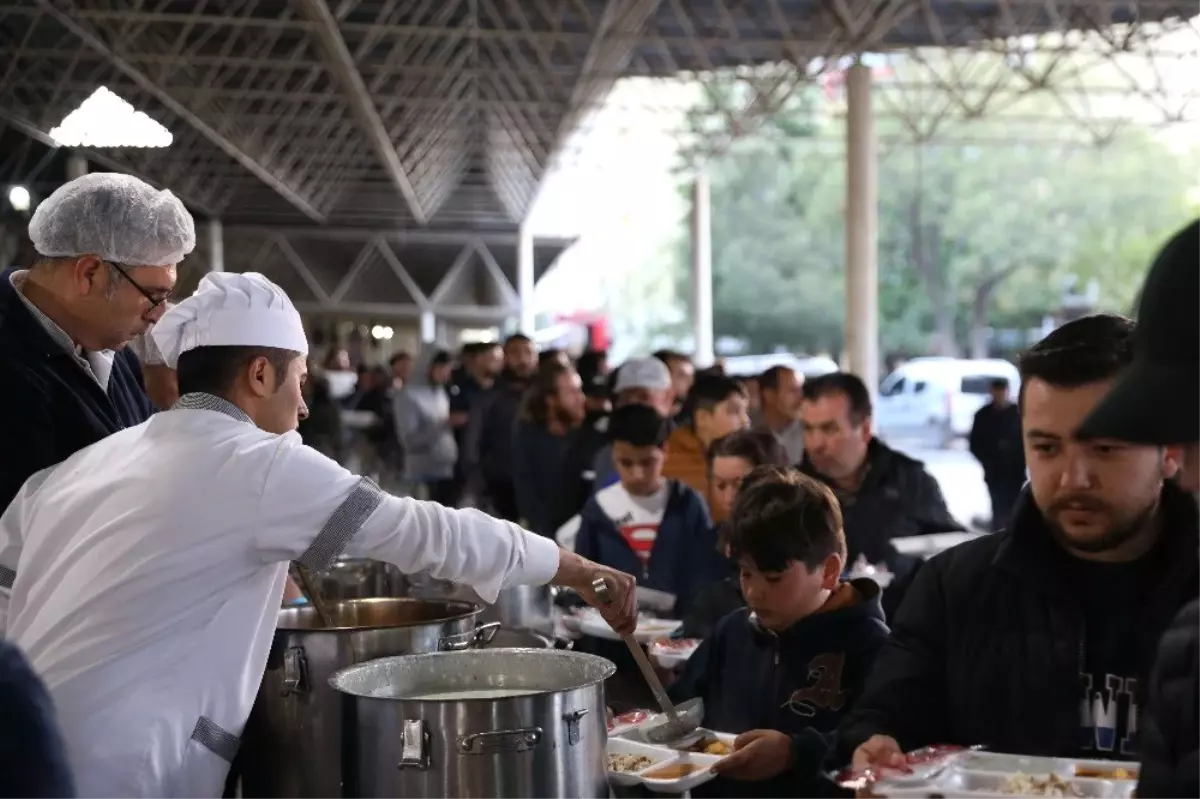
top-left (798, 372), bottom-right (964, 618)
top-left (968, 377), bottom-right (1026, 530)
top-left (840, 314), bottom-right (1198, 769)
top-left (1075, 219), bottom-right (1198, 797)
top-left (463, 333), bottom-right (537, 520)
top-left (0, 173), bottom-right (191, 512)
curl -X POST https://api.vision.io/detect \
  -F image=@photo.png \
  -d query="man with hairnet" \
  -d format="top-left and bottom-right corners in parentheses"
top-left (0, 270), bottom-right (638, 797)
top-left (0, 172), bottom-right (194, 510)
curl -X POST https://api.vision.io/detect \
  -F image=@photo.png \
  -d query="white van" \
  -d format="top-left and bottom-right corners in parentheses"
top-left (874, 357), bottom-right (1019, 448)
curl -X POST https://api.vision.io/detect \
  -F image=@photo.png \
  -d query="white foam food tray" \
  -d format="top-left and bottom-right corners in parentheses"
top-left (957, 753), bottom-right (1139, 782)
top-left (605, 731), bottom-right (735, 793)
top-left (648, 638), bottom-right (701, 669)
top-left (574, 607), bottom-right (683, 643)
top-left (873, 767), bottom-right (1132, 796)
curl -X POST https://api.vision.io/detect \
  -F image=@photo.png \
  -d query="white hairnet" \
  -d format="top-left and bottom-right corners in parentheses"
top-left (28, 173), bottom-right (196, 267)
top-left (151, 272), bottom-right (309, 369)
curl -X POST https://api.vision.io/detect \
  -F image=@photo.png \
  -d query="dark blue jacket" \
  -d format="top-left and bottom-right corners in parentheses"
top-left (0, 268), bottom-right (154, 509)
top-left (512, 421), bottom-right (573, 537)
top-left (574, 479), bottom-right (715, 617)
top-left (671, 579), bottom-right (889, 797)
top-left (0, 640), bottom-right (74, 796)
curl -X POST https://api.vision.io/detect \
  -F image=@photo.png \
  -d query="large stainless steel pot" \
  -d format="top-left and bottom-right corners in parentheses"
top-left (330, 649), bottom-right (616, 798)
top-left (309, 558), bottom-right (409, 600)
top-left (408, 573), bottom-right (555, 635)
top-left (240, 598), bottom-right (498, 798)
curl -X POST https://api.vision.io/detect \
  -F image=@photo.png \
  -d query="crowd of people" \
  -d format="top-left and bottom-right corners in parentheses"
top-left (0, 170), bottom-right (1195, 799)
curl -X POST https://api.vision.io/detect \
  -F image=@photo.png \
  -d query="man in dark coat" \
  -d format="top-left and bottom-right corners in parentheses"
top-left (0, 173), bottom-right (193, 511)
top-left (969, 376), bottom-right (1026, 530)
top-left (1076, 219), bottom-right (1199, 798)
top-left (840, 314), bottom-right (1198, 770)
top-left (463, 333), bottom-right (537, 520)
top-left (798, 371), bottom-right (964, 619)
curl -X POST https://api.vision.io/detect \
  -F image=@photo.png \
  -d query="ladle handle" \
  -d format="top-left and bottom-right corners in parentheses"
top-left (591, 577), bottom-right (679, 722)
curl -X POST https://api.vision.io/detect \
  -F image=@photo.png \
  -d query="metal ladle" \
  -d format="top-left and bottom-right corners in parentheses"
top-left (592, 577), bottom-right (703, 744)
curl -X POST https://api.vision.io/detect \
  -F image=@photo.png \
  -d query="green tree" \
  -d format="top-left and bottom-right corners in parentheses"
top-left (671, 52), bottom-right (1198, 360)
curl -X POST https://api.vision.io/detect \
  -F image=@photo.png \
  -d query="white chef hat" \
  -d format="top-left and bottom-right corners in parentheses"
top-left (29, 173), bottom-right (196, 266)
top-left (151, 272), bottom-right (308, 369)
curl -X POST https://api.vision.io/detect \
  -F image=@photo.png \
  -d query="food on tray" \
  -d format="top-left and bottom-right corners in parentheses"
top-left (655, 638), bottom-right (700, 651)
top-left (644, 762), bottom-right (704, 780)
top-left (607, 753), bottom-right (655, 773)
top-left (682, 736), bottom-right (731, 756)
top-left (607, 709), bottom-right (649, 731)
top-left (1001, 773), bottom-right (1086, 797)
top-left (1074, 765), bottom-right (1138, 780)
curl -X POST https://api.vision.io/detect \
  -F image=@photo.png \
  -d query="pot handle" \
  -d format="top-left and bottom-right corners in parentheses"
top-left (398, 719), bottom-right (431, 770)
top-left (458, 727), bottom-right (543, 755)
top-left (281, 646), bottom-right (309, 696)
top-left (564, 708), bottom-right (588, 746)
top-left (439, 621), bottom-right (502, 651)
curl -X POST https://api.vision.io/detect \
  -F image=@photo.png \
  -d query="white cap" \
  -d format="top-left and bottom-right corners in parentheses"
top-left (614, 357), bottom-right (672, 393)
top-left (151, 272), bottom-right (308, 369)
top-left (29, 173), bottom-right (195, 267)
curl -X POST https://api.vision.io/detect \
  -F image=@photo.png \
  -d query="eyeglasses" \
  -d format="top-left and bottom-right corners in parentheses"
top-left (105, 260), bottom-right (171, 309)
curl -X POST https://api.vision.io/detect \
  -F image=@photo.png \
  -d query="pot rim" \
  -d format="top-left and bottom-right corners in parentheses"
top-left (328, 648), bottom-right (617, 698)
top-left (275, 596), bottom-right (483, 632)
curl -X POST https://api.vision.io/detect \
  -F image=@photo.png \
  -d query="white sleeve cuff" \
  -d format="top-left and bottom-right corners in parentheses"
top-left (508, 531), bottom-right (561, 589)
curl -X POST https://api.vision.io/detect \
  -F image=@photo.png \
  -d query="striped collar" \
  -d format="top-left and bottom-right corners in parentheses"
top-left (173, 392), bottom-right (254, 425)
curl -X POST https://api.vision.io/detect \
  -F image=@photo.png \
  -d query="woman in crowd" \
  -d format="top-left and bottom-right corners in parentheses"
top-left (394, 350), bottom-right (459, 505)
top-left (681, 429), bottom-right (790, 639)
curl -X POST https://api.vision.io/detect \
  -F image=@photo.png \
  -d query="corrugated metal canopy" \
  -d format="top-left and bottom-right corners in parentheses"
top-left (1, 0), bottom-right (1192, 233)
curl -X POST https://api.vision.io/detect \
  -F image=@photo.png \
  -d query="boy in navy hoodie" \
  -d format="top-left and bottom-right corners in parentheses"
top-left (671, 466), bottom-right (889, 797)
top-left (575, 404), bottom-right (715, 617)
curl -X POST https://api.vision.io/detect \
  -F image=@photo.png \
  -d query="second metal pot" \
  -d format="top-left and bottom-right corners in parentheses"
top-left (239, 597), bottom-right (497, 798)
top-left (330, 649), bottom-right (616, 798)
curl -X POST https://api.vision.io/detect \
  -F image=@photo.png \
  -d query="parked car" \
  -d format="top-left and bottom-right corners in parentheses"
top-left (874, 357), bottom-right (1019, 448)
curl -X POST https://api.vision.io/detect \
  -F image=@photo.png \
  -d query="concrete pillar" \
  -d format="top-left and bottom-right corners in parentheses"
top-left (844, 61), bottom-right (879, 395)
top-left (207, 219), bottom-right (224, 272)
top-left (420, 309), bottom-right (437, 344)
top-left (690, 171), bottom-right (714, 367)
top-left (517, 222), bottom-right (535, 335)
top-left (66, 153), bottom-right (88, 181)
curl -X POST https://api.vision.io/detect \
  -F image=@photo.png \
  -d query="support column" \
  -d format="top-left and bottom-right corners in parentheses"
top-left (420, 309), bottom-right (437, 344)
top-left (517, 222), bottom-right (535, 335)
top-left (690, 171), bottom-right (714, 367)
top-left (844, 61), bottom-right (879, 395)
top-left (207, 219), bottom-right (224, 272)
top-left (66, 153), bottom-right (88, 181)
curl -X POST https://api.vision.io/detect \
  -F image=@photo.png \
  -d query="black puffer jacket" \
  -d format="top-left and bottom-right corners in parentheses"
top-left (799, 439), bottom-right (964, 573)
top-left (837, 482), bottom-right (1198, 762)
top-left (1137, 598), bottom-right (1199, 798)
top-left (800, 439), bottom-right (964, 618)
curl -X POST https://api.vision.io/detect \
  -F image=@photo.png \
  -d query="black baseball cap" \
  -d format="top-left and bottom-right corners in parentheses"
top-left (1078, 219), bottom-right (1199, 444)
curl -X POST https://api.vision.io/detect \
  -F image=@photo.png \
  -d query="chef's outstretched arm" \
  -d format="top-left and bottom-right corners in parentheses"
top-left (254, 437), bottom-right (637, 634)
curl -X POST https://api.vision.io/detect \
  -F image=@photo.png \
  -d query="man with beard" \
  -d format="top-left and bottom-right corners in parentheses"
top-left (464, 334), bottom-right (537, 520)
top-left (512, 362), bottom-right (587, 536)
top-left (1076, 219), bottom-right (1198, 798)
top-left (841, 313), bottom-right (1198, 769)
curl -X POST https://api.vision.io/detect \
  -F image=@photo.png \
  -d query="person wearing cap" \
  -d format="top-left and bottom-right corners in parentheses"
top-left (1075, 219), bottom-right (1199, 799)
top-left (0, 272), bottom-right (638, 797)
top-left (0, 173), bottom-right (194, 511)
top-left (841, 313), bottom-right (1197, 773)
top-left (591, 356), bottom-right (676, 491)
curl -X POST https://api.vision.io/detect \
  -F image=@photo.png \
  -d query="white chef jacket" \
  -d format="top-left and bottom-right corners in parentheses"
top-left (0, 392), bottom-right (561, 798)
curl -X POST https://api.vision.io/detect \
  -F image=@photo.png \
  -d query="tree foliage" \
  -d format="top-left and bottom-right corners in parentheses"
top-left (668, 53), bottom-right (1199, 360)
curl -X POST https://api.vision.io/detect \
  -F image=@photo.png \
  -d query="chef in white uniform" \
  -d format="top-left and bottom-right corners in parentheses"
top-left (0, 271), bottom-right (637, 798)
